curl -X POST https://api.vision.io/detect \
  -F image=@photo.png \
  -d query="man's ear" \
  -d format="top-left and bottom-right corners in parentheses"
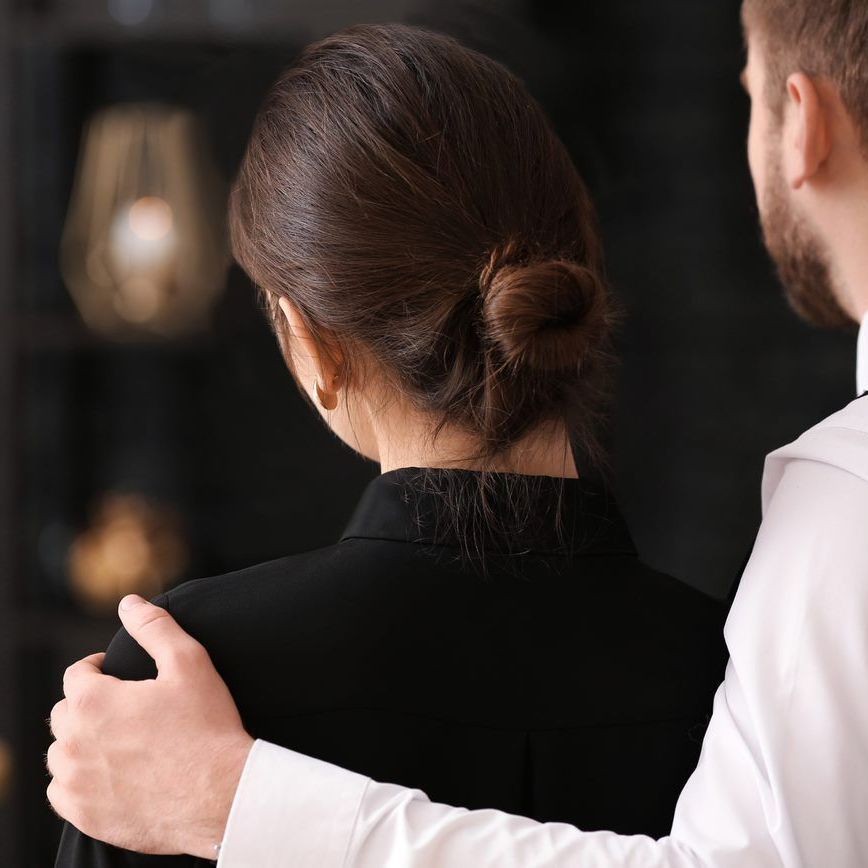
top-left (783, 72), bottom-right (831, 189)
top-left (276, 297), bottom-right (344, 389)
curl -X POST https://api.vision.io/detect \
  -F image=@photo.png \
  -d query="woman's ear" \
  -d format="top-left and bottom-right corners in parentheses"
top-left (276, 297), bottom-right (344, 404)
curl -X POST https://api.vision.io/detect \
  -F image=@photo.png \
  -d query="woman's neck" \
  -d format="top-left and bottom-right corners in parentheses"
top-left (375, 419), bottom-right (579, 479)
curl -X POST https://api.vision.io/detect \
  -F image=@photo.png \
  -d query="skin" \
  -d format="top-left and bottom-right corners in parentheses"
top-left (46, 600), bottom-right (252, 858)
top-left (277, 297), bottom-right (579, 479)
top-left (742, 21), bottom-right (868, 322)
top-left (46, 15), bottom-right (868, 859)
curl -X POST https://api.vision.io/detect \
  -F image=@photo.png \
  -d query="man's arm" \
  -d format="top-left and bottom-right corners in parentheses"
top-left (48, 436), bottom-right (868, 867)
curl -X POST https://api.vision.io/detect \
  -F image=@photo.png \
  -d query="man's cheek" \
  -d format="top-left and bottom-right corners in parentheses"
top-left (747, 117), bottom-right (763, 194)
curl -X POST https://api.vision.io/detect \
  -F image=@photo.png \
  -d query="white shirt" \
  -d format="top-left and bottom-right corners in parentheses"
top-left (858, 312), bottom-right (868, 396)
top-left (219, 321), bottom-right (868, 868)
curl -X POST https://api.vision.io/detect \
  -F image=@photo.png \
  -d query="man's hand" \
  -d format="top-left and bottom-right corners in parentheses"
top-left (46, 595), bottom-right (255, 859)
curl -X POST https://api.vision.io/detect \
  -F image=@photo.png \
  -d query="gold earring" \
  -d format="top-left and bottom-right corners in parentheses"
top-left (315, 379), bottom-right (338, 411)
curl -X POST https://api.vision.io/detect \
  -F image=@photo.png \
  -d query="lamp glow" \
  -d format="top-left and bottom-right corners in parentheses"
top-left (61, 104), bottom-right (228, 340)
top-left (68, 493), bottom-right (188, 614)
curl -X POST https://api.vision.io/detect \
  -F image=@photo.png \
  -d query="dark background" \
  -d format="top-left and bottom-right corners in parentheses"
top-left (0, 0), bottom-right (857, 863)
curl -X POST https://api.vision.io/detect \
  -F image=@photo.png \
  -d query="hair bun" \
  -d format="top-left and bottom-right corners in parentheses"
top-left (481, 256), bottom-right (609, 372)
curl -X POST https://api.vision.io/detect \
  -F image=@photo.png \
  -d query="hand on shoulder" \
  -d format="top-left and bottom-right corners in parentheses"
top-left (46, 595), bottom-right (254, 859)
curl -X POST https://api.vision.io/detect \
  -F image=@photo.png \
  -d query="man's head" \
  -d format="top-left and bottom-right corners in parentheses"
top-left (741, 0), bottom-right (868, 328)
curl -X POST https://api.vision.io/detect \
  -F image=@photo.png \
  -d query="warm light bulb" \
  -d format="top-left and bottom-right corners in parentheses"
top-left (128, 196), bottom-right (173, 241)
top-left (105, 198), bottom-right (178, 327)
top-left (110, 197), bottom-right (177, 269)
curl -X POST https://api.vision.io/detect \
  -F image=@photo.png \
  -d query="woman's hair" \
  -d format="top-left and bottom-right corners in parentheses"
top-left (229, 23), bottom-right (617, 557)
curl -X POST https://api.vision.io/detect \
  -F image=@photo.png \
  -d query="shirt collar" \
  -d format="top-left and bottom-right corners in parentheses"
top-left (340, 467), bottom-right (636, 557)
top-left (858, 312), bottom-right (868, 396)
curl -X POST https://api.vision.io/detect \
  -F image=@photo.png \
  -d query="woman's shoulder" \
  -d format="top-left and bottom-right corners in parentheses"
top-left (168, 541), bottom-right (355, 605)
top-left (99, 537), bottom-right (409, 684)
top-left (98, 544), bottom-right (334, 672)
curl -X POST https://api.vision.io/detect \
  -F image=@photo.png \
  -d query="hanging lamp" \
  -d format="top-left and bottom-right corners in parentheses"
top-left (61, 102), bottom-right (228, 339)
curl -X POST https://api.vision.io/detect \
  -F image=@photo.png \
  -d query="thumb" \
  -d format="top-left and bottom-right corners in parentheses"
top-left (118, 595), bottom-right (209, 678)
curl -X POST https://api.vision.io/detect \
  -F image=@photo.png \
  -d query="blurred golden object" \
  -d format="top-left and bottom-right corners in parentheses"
top-left (68, 493), bottom-right (188, 613)
top-left (0, 739), bottom-right (12, 805)
top-left (61, 103), bottom-right (228, 339)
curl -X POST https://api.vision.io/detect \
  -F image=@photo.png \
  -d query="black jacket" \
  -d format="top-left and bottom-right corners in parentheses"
top-left (57, 468), bottom-right (727, 867)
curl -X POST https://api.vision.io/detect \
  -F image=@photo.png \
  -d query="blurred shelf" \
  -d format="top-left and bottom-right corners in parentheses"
top-left (14, 16), bottom-right (303, 47)
top-left (7, 312), bottom-right (224, 352)
top-left (12, 0), bottom-right (416, 47)
top-left (13, 608), bottom-right (119, 651)
top-left (8, 313), bottom-right (98, 350)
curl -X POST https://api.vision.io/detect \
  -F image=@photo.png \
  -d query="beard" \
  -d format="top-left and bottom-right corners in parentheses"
top-left (759, 162), bottom-right (853, 330)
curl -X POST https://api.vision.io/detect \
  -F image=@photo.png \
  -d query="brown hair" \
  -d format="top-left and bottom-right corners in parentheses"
top-left (743, 0), bottom-right (868, 145)
top-left (229, 24), bottom-right (616, 555)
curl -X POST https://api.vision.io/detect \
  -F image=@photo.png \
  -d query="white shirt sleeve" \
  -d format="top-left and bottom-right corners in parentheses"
top-left (219, 404), bottom-right (868, 868)
top-left (217, 740), bottom-right (372, 868)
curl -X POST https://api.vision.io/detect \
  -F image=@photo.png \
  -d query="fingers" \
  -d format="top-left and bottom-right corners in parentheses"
top-left (62, 652), bottom-right (108, 700)
top-left (47, 777), bottom-right (91, 838)
top-left (45, 738), bottom-right (65, 778)
top-left (46, 777), bottom-right (68, 818)
top-left (118, 596), bottom-right (209, 678)
top-left (49, 698), bottom-right (69, 739)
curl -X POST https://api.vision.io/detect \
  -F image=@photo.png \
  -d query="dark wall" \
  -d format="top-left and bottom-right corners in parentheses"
top-left (509, 0), bottom-right (855, 595)
top-left (0, 0), bottom-right (858, 863)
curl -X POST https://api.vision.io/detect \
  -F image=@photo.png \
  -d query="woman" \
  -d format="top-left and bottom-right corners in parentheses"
top-left (57, 23), bottom-right (726, 867)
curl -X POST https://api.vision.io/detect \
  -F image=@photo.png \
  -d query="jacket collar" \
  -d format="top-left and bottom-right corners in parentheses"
top-left (340, 467), bottom-right (636, 557)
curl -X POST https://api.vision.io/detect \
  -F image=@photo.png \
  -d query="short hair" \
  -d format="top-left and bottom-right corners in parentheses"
top-left (743, 0), bottom-right (868, 145)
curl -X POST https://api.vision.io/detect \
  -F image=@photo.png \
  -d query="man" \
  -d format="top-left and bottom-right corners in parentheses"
top-left (46, 0), bottom-right (868, 865)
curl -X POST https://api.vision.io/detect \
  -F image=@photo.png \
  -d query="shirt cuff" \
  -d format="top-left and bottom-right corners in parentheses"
top-left (217, 739), bottom-right (370, 868)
